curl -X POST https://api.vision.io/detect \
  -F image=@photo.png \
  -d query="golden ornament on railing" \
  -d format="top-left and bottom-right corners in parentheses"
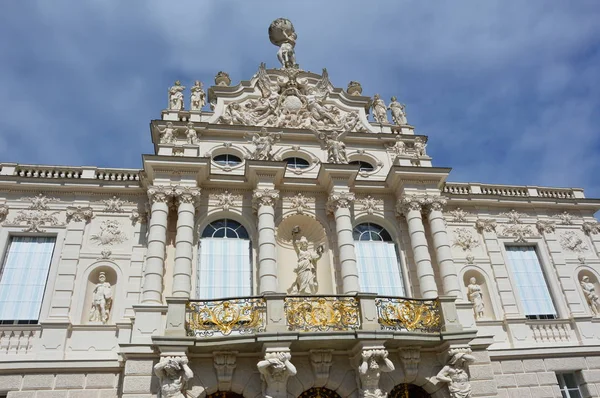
top-left (375, 297), bottom-right (441, 333)
top-left (186, 297), bottom-right (266, 337)
top-left (285, 296), bottom-right (360, 332)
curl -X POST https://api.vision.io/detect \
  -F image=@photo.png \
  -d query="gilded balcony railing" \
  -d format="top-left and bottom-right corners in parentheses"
top-left (375, 297), bottom-right (441, 333)
top-left (186, 297), bottom-right (267, 337)
top-left (284, 296), bottom-right (360, 332)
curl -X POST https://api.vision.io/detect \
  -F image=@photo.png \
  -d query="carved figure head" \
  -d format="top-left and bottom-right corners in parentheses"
top-left (99, 272), bottom-right (106, 282)
top-left (298, 236), bottom-right (309, 250)
top-left (164, 359), bottom-right (182, 377)
top-left (166, 122), bottom-right (174, 128)
top-left (187, 122), bottom-right (194, 129)
top-left (391, 96), bottom-right (397, 101)
top-left (194, 80), bottom-right (202, 88)
top-left (469, 277), bottom-right (477, 284)
top-left (582, 276), bottom-right (590, 283)
top-left (174, 80), bottom-right (181, 86)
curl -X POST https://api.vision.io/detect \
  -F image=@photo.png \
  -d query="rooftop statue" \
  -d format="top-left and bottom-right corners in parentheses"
top-left (371, 94), bottom-right (389, 124)
top-left (388, 96), bottom-right (407, 125)
top-left (168, 81), bottom-right (185, 111)
top-left (269, 18), bottom-right (298, 69)
top-left (190, 81), bottom-right (206, 111)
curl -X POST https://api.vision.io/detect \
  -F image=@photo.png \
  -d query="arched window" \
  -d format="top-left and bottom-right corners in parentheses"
top-left (197, 219), bottom-right (252, 299)
top-left (353, 222), bottom-right (405, 296)
top-left (284, 156), bottom-right (310, 170)
top-left (299, 388), bottom-right (342, 398)
top-left (349, 160), bottom-right (374, 172)
top-left (213, 154), bottom-right (242, 167)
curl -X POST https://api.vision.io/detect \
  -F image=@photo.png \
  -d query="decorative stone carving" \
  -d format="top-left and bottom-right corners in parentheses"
top-left (327, 191), bottom-right (355, 214)
top-left (168, 81), bottom-right (185, 111)
top-left (219, 102), bottom-right (252, 125)
top-left (66, 206), bottom-right (94, 223)
top-left (536, 220), bottom-right (556, 233)
top-left (358, 195), bottom-right (382, 215)
top-left (388, 96), bottom-right (407, 125)
top-left (130, 205), bottom-right (149, 225)
top-left (173, 186), bottom-right (201, 206)
top-left (252, 188), bottom-right (280, 211)
top-left (90, 220), bottom-right (127, 246)
top-left (436, 348), bottom-right (475, 398)
top-left (371, 94), bottom-right (388, 124)
top-left (269, 18), bottom-right (298, 69)
top-left (213, 351), bottom-right (237, 391)
top-left (500, 209), bottom-right (525, 224)
top-left (99, 250), bottom-right (112, 260)
top-left (555, 211), bottom-right (574, 225)
top-left (319, 130), bottom-right (348, 164)
top-left (559, 231), bottom-right (588, 252)
top-left (148, 186), bottom-right (173, 204)
top-left (154, 356), bottom-right (194, 398)
top-left (357, 348), bottom-right (395, 398)
top-left (399, 348), bottom-right (420, 381)
top-left (28, 193), bottom-right (57, 210)
top-left (583, 221), bottom-right (600, 235)
top-left (387, 135), bottom-right (407, 158)
top-left (215, 71), bottom-right (231, 87)
top-left (453, 228), bottom-right (480, 264)
top-left (413, 137), bottom-right (427, 158)
top-left (245, 127), bottom-right (281, 160)
top-left (159, 122), bottom-right (176, 144)
top-left (447, 208), bottom-right (472, 223)
top-left (289, 225), bottom-right (324, 295)
top-left (467, 277), bottom-right (485, 319)
top-left (347, 81), bottom-right (363, 96)
top-left (581, 276), bottom-right (600, 316)
top-left (6, 210), bottom-right (62, 232)
top-left (501, 224), bottom-right (536, 243)
top-left (289, 193), bottom-right (309, 215)
top-left (397, 194), bottom-right (427, 215)
top-left (0, 204), bottom-right (7, 222)
top-left (425, 195), bottom-right (447, 212)
top-left (215, 190), bottom-right (239, 211)
top-left (475, 218), bottom-right (496, 233)
top-left (190, 80), bottom-right (206, 111)
top-left (102, 196), bottom-right (135, 213)
top-left (257, 351), bottom-right (297, 398)
top-left (310, 349), bottom-right (333, 386)
top-left (185, 122), bottom-right (198, 144)
top-left (89, 272), bottom-right (112, 324)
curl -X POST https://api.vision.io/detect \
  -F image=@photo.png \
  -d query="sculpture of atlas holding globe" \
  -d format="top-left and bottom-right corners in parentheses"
top-left (269, 18), bottom-right (298, 69)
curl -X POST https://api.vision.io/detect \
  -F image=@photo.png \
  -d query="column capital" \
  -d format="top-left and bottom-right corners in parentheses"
top-left (396, 194), bottom-right (426, 216)
top-left (326, 191), bottom-right (355, 214)
top-left (173, 186), bottom-right (201, 206)
top-left (252, 188), bottom-right (280, 211)
top-left (425, 196), bottom-right (447, 213)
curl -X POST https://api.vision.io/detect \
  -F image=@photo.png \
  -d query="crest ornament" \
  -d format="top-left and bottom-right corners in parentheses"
top-left (102, 196), bottom-right (135, 213)
top-left (500, 209), bottom-right (525, 224)
top-left (289, 193), bottom-right (309, 215)
top-left (559, 231), bottom-right (588, 252)
top-left (358, 195), bottom-right (382, 215)
top-left (453, 228), bottom-right (480, 263)
top-left (90, 220), bottom-right (127, 246)
top-left (6, 210), bottom-right (62, 232)
top-left (27, 193), bottom-right (58, 210)
top-left (447, 208), bottom-right (472, 223)
top-left (215, 190), bottom-right (239, 211)
top-left (66, 206), bottom-right (94, 223)
top-left (501, 224), bottom-right (536, 243)
top-left (555, 211), bottom-right (574, 225)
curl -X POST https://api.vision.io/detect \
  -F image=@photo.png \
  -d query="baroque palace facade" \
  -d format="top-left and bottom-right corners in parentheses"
top-left (1, 18), bottom-right (600, 398)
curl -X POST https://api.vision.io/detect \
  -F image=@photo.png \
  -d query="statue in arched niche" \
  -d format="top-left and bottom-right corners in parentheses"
top-left (581, 276), bottom-right (600, 315)
top-left (467, 277), bottom-right (485, 319)
top-left (289, 225), bottom-right (324, 294)
top-left (89, 271), bottom-right (112, 324)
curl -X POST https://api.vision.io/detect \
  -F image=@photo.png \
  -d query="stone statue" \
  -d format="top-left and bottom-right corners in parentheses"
top-left (388, 135), bottom-right (407, 157)
top-left (154, 356), bottom-right (194, 398)
top-left (219, 102), bottom-right (252, 125)
top-left (581, 276), bottom-right (600, 315)
top-left (159, 122), bottom-right (176, 144)
top-left (371, 94), bottom-right (388, 124)
top-left (436, 348), bottom-right (476, 398)
top-left (347, 81), bottom-right (363, 96)
top-left (257, 351), bottom-right (297, 398)
top-left (269, 18), bottom-right (298, 69)
top-left (289, 226), bottom-right (324, 295)
top-left (190, 80), bottom-right (206, 111)
top-left (467, 277), bottom-right (485, 319)
top-left (246, 128), bottom-right (281, 160)
top-left (215, 71), bottom-right (231, 87)
top-left (414, 137), bottom-right (427, 158)
top-left (358, 349), bottom-right (395, 398)
top-left (388, 96), bottom-right (407, 125)
top-left (168, 81), bottom-right (185, 111)
top-left (317, 130), bottom-right (348, 164)
top-left (185, 122), bottom-right (198, 145)
top-left (89, 272), bottom-right (112, 324)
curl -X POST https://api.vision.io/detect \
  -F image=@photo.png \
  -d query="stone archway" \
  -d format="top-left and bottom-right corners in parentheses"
top-left (298, 387), bottom-right (342, 398)
top-left (206, 393), bottom-right (244, 398)
top-left (389, 384), bottom-right (431, 398)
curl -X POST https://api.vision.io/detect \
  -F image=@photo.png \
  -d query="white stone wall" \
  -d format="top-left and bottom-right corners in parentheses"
top-left (1, 372), bottom-right (120, 397)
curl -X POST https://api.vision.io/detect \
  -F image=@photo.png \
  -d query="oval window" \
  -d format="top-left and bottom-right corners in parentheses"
top-left (284, 157), bottom-right (310, 169)
top-left (349, 160), bottom-right (374, 172)
top-left (213, 154), bottom-right (242, 167)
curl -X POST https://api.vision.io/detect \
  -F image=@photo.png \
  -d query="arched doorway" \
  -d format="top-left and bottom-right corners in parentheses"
top-left (298, 387), bottom-right (342, 398)
top-left (389, 383), bottom-right (431, 398)
top-left (206, 393), bottom-right (244, 398)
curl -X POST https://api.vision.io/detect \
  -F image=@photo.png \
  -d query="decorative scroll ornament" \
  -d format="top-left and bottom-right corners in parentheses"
top-left (357, 348), bottom-right (395, 398)
top-left (536, 220), bottom-right (556, 234)
top-left (244, 127), bottom-right (281, 160)
top-left (185, 122), bottom-right (199, 144)
top-left (257, 350), bottom-right (297, 398)
top-left (154, 355), bottom-right (194, 398)
top-left (90, 220), bottom-right (127, 246)
top-left (213, 352), bottom-right (237, 392)
top-left (555, 211), bottom-right (574, 225)
top-left (436, 348), bottom-right (475, 398)
top-left (0, 204), bottom-right (8, 222)
top-left (102, 195), bottom-right (135, 212)
top-left (66, 206), bottom-right (94, 223)
top-left (186, 298), bottom-right (266, 337)
top-left (27, 193), bottom-right (58, 210)
top-left (475, 218), bottom-right (496, 233)
top-left (173, 186), bottom-right (201, 205)
top-left (447, 208), bottom-right (472, 223)
top-left (376, 298), bottom-right (441, 333)
top-left (215, 190), bottom-right (239, 211)
top-left (289, 193), bottom-right (310, 215)
top-left (581, 276), bottom-right (600, 316)
top-left (583, 221), bottom-right (600, 235)
top-left (190, 80), bottom-right (206, 111)
top-left (252, 188), bottom-right (280, 211)
top-left (168, 80), bottom-right (185, 111)
top-left (371, 94), bottom-right (389, 124)
top-left (358, 195), bottom-right (382, 215)
top-left (399, 348), bottom-right (420, 382)
top-left (285, 296), bottom-right (360, 332)
top-left (6, 210), bottom-right (62, 232)
top-left (500, 209), bottom-right (525, 224)
top-left (559, 231), bottom-right (588, 252)
top-left (501, 224), bottom-right (536, 243)
top-left (388, 96), bottom-right (407, 125)
top-left (413, 137), bottom-right (427, 159)
top-left (326, 191), bottom-right (355, 214)
top-left (452, 228), bottom-right (480, 264)
top-left (310, 350), bottom-right (333, 386)
top-left (99, 250), bottom-right (112, 260)
top-left (159, 122), bottom-right (176, 144)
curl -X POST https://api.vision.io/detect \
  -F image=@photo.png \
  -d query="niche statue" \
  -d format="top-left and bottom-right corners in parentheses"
top-left (289, 225), bottom-right (324, 295)
top-left (467, 277), bottom-right (485, 319)
top-left (89, 272), bottom-right (112, 324)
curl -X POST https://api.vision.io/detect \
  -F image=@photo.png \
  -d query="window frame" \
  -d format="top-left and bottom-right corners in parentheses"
top-left (557, 372), bottom-right (583, 398)
top-left (213, 153), bottom-right (243, 167)
top-left (349, 160), bottom-right (375, 173)
top-left (284, 156), bottom-right (311, 170)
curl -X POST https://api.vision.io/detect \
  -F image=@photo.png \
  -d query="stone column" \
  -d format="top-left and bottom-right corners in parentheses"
top-left (141, 186), bottom-right (171, 304)
top-left (328, 191), bottom-right (360, 294)
top-left (398, 196), bottom-right (438, 299)
top-left (253, 188), bottom-right (280, 294)
top-left (172, 187), bottom-right (201, 298)
top-left (426, 197), bottom-right (462, 297)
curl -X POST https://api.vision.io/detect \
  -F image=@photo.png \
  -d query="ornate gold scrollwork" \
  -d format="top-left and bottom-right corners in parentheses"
top-left (284, 296), bottom-right (360, 332)
top-left (376, 297), bottom-right (441, 333)
top-left (186, 298), bottom-right (266, 337)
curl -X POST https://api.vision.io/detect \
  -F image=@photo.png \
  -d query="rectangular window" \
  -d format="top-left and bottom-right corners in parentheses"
top-left (196, 238), bottom-right (252, 299)
top-left (505, 246), bottom-right (556, 319)
top-left (355, 241), bottom-right (405, 296)
top-left (557, 373), bottom-right (582, 398)
top-left (0, 236), bottom-right (56, 324)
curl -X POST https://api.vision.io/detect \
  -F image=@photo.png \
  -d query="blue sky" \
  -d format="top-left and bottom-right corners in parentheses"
top-left (1, 1), bottom-right (599, 198)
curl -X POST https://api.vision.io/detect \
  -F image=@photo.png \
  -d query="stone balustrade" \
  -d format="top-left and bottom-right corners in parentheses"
top-left (0, 163), bottom-right (142, 182)
top-left (443, 182), bottom-right (584, 199)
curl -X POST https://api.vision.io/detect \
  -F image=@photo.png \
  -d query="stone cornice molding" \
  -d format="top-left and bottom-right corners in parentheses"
top-left (326, 191), bottom-right (355, 214)
top-left (252, 188), bottom-right (280, 211)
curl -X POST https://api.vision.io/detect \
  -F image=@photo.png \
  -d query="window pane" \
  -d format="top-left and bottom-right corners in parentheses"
top-left (355, 241), bottom-right (404, 296)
